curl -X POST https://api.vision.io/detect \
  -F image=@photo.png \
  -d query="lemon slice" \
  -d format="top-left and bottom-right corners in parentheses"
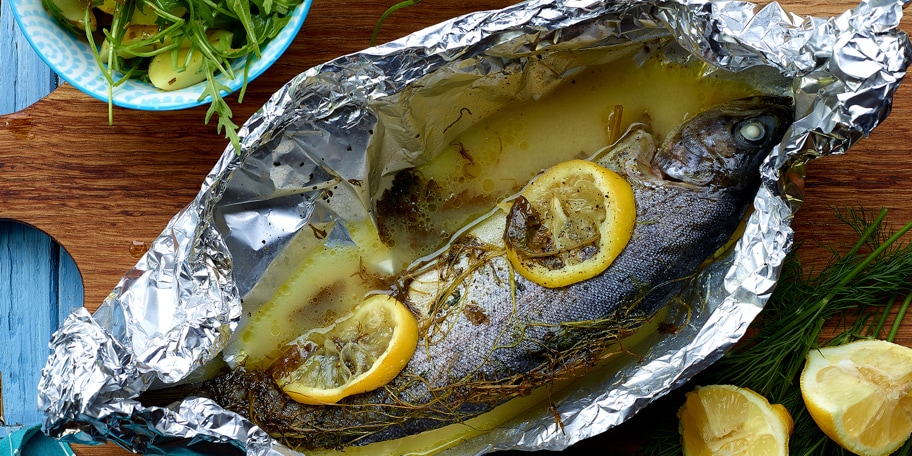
top-left (504, 159), bottom-right (635, 288)
top-left (678, 384), bottom-right (793, 456)
top-left (269, 294), bottom-right (419, 405)
top-left (800, 339), bottom-right (912, 456)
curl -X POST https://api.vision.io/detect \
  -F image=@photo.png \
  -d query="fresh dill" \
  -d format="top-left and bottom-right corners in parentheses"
top-left (642, 206), bottom-right (912, 456)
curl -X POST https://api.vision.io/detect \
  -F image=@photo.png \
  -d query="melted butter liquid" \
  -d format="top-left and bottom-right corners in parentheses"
top-left (228, 53), bottom-right (757, 370)
top-left (381, 55), bottom-right (758, 261)
top-left (230, 222), bottom-right (393, 369)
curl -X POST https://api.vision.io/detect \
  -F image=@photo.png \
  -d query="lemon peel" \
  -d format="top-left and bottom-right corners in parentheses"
top-left (270, 294), bottom-right (419, 405)
top-left (504, 159), bottom-right (635, 288)
top-left (800, 339), bottom-right (912, 456)
top-left (678, 384), bottom-right (793, 456)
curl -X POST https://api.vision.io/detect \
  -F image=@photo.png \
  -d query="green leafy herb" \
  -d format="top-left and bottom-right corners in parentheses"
top-left (371, 0), bottom-right (422, 46)
top-left (201, 60), bottom-right (242, 151)
top-left (643, 206), bottom-right (912, 456)
top-left (45, 0), bottom-right (303, 153)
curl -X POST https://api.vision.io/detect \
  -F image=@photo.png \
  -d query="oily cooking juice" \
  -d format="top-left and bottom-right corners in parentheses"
top-left (224, 54), bottom-right (759, 370)
top-left (194, 55), bottom-right (795, 453)
top-left (375, 55), bottom-right (759, 261)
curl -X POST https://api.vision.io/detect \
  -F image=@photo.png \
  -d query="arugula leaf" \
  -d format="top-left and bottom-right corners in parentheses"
top-left (226, 0), bottom-right (261, 58)
top-left (201, 59), bottom-right (241, 152)
top-left (371, 0), bottom-right (422, 46)
top-left (46, 0), bottom-right (303, 154)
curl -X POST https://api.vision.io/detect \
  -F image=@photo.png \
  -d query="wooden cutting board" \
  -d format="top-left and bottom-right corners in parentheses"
top-left (1, 0), bottom-right (910, 454)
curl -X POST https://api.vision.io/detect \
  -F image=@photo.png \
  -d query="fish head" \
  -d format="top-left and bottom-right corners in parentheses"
top-left (653, 96), bottom-right (794, 190)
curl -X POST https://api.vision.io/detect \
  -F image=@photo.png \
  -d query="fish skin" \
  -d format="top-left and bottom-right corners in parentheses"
top-left (191, 96), bottom-right (793, 450)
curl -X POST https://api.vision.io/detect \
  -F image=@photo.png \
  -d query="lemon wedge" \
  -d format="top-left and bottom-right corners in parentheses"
top-left (800, 339), bottom-right (912, 456)
top-left (504, 159), bottom-right (636, 288)
top-left (269, 294), bottom-right (419, 405)
top-left (678, 384), bottom-right (793, 456)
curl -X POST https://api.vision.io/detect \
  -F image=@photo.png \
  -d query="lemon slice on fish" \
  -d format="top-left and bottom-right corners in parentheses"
top-left (678, 384), bottom-right (793, 456)
top-left (269, 294), bottom-right (419, 405)
top-left (504, 159), bottom-right (635, 288)
top-left (800, 339), bottom-right (912, 456)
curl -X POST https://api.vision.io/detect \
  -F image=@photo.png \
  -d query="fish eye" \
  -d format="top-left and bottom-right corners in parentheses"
top-left (740, 122), bottom-right (765, 141)
top-left (734, 116), bottom-right (775, 147)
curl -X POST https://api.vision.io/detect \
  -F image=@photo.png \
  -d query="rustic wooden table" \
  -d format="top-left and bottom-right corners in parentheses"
top-left (1, 0), bottom-right (910, 454)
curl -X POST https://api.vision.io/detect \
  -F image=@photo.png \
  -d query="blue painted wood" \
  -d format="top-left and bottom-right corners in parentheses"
top-left (0, 1), bottom-right (60, 113)
top-left (0, 0), bottom-right (82, 436)
top-left (1, 222), bottom-right (60, 428)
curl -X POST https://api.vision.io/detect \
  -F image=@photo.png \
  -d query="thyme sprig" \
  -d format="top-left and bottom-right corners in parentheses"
top-left (643, 206), bottom-right (912, 456)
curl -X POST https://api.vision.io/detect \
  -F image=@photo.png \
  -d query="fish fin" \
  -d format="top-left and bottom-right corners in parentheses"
top-left (591, 125), bottom-right (659, 182)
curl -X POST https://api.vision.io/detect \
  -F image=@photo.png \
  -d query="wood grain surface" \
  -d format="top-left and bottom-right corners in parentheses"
top-left (1, 0), bottom-right (910, 453)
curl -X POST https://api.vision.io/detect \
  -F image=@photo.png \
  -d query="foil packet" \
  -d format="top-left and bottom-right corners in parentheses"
top-left (37, 0), bottom-right (910, 454)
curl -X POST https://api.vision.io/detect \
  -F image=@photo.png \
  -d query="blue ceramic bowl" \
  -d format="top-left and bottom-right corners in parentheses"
top-left (10, 0), bottom-right (312, 110)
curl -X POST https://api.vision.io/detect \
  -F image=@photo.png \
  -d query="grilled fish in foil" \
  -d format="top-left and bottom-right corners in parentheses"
top-left (37, 0), bottom-right (910, 454)
top-left (178, 95), bottom-right (794, 452)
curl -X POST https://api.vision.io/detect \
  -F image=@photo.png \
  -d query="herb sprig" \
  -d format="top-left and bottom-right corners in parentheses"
top-left (643, 206), bottom-right (912, 456)
top-left (370, 0), bottom-right (422, 46)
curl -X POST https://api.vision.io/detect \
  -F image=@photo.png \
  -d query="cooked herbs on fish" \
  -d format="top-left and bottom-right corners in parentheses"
top-left (156, 95), bottom-right (793, 451)
top-left (271, 294), bottom-right (419, 405)
top-left (504, 159), bottom-right (637, 288)
top-left (221, 55), bottom-right (766, 370)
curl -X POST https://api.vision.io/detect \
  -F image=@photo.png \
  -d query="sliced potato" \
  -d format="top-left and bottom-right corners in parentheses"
top-left (147, 30), bottom-right (234, 91)
top-left (95, 0), bottom-right (117, 15)
top-left (130, 4), bottom-right (189, 25)
top-left (206, 29), bottom-right (235, 51)
top-left (148, 47), bottom-right (208, 90)
top-left (100, 24), bottom-right (160, 61)
top-left (129, 4), bottom-right (160, 24)
top-left (43, 0), bottom-right (96, 32)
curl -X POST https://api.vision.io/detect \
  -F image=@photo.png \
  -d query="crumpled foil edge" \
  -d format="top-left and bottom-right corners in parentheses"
top-left (36, 0), bottom-right (910, 454)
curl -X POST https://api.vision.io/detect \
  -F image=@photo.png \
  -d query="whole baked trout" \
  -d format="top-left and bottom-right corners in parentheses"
top-left (177, 96), bottom-right (793, 450)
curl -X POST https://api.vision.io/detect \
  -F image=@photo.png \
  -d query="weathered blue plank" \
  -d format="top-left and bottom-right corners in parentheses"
top-left (0, 223), bottom-right (82, 434)
top-left (1, 1), bottom-right (79, 437)
top-left (57, 249), bottom-right (83, 324)
top-left (0, 0), bottom-right (60, 114)
top-left (1, 222), bottom-right (56, 427)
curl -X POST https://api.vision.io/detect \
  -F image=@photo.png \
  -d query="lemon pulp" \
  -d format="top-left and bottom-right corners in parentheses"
top-left (504, 159), bottom-right (636, 288)
top-left (270, 294), bottom-right (419, 405)
top-left (800, 339), bottom-right (912, 456)
top-left (678, 384), bottom-right (793, 456)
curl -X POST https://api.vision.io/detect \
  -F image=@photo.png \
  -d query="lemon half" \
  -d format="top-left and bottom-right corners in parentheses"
top-left (270, 294), bottom-right (419, 405)
top-left (504, 159), bottom-right (636, 288)
top-left (678, 384), bottom-right (793, 456)
top-left (800, 339), bottom-right (912, 456)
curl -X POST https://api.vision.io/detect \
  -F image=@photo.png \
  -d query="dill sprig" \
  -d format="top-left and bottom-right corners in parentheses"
top-left (642, 206), bottom-right (912, 456)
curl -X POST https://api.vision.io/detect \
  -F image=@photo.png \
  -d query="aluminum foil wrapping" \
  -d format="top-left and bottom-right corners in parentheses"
top-left (36, 0), bottom-right (910, 453)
